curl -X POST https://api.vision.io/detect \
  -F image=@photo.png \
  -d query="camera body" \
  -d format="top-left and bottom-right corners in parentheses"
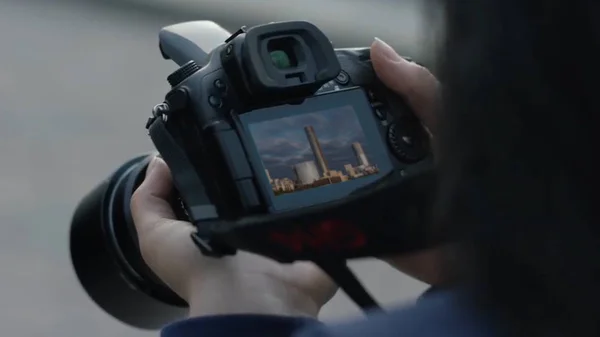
top-left (149, 21), bottom-right (434, 262)
top-left (70, 20), bottom-right (436, 329)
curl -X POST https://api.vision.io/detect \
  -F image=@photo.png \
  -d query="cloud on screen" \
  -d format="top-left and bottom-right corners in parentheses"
top-left (248, 106), bottom-right (372, 179)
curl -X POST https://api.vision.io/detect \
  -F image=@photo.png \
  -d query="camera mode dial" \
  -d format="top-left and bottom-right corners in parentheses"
top-left (387, 120), bottom-right (430, 164)
top-left (167, 60), bottom-right (201, 87)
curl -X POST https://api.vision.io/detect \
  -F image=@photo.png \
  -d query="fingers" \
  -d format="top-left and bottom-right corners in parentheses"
top-left (130, 156), bottom-right (176, 235)
top-left (371, 38), bottom-right (439, 134)
top-left (288, 262), bottom-right (338, 304)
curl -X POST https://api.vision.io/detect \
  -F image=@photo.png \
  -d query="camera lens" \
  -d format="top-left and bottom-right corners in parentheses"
top-left (69, 154), bottom-right (187, 329)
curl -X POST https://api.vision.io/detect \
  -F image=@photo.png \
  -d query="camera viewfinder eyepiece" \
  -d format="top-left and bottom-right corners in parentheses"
top-left (226, 21), bottom-right (341, 101)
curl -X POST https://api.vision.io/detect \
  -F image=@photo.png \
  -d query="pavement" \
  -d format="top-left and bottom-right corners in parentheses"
top-left (0, 1), bottom-right (428, 336)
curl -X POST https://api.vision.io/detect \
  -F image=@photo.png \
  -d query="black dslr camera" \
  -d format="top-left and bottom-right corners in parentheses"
top-left (70, 21), bottom-right (435, 330)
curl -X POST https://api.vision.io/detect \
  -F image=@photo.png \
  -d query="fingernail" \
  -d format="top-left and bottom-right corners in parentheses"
top-left (374, 37), bottom-right (403, 62)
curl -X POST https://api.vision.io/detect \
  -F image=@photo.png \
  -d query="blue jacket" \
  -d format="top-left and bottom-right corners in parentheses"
top-left (161, 289), bottom-right (498, 337)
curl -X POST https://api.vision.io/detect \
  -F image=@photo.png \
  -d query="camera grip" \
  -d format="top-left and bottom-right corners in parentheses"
top-left (335, 47), bottom-right (415, 119)
top-left (335, 48), bottom-right (430, 164)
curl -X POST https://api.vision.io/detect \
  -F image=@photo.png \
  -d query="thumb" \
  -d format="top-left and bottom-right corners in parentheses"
top-left (131, 156), bottom-right (176, 234)
top-left (370, 38), bottom-right (439, 133)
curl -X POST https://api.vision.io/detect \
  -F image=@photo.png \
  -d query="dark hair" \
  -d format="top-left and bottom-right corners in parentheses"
top-left (433, 0), bottom-right (600, 336)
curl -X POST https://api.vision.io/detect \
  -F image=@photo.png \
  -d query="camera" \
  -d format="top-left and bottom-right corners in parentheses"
top-left (70, 21), bottom-right (435, 329)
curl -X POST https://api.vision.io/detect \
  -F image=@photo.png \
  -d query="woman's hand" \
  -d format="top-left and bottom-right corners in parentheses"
top-left (131, 160), bottom-right (337, 318)
top-left (370, 38), bottom-right (443, 286)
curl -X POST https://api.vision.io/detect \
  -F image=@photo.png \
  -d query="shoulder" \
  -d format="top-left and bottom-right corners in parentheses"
top-left (295, 290), bottom-right (496, 337)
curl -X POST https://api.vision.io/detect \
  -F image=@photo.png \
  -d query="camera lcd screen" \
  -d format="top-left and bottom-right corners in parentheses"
top-left (249, 106), bottom-right (379, 194)
top-left (240, 88), bottom-right (393, 211)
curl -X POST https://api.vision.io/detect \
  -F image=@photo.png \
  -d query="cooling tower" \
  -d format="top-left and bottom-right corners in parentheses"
top-left (304, 126), bottom-right (329, 175)
top-left (292, 161), bottom-right (320, 185)
top-left (352, 142), bottom-right (370, 167)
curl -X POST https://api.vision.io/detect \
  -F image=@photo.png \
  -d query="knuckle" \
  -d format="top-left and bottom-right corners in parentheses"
top-left (406, 65), bottom-right (437, 99)
top-left (130, 188), bottom-right (144, 210)
top-left (129, 189), bottom-right (147, 225)
top-left (138, 241), bottom-right (153, 264)
top-left (412, 64), bottom-right (436, 86)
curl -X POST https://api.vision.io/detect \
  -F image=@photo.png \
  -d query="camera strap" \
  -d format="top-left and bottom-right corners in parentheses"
top-left (316, 260), bottom-right (381, 311)
top-left (148, 115), bottom-right (219, 222)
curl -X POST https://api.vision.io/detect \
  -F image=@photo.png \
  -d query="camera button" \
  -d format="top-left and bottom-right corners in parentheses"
top-left (371, 102), bottom-right (386, 120)
top-left (214, 79), bottom-right (227, 91)
top-left (208, 95), bottom-right (223, 108)
top-left (335, 70), bottom-right (350, 85)
top-left (367, 89), bottom-right (376, 100)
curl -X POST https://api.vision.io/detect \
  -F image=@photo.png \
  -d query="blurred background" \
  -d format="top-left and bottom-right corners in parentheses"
top-left (0, 0), bottom-right (439, 336)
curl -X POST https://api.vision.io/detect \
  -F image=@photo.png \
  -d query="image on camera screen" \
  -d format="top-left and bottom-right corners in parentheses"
top-left (248, 105), bottom-right (380, 196)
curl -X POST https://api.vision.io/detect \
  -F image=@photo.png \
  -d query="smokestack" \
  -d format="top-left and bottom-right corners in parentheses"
top-left (265, 169), bottom-right (273, 183)
top-left (352, 142), bottom-right (370, 167)
top-left (304, 126), bottom-right (329, 175)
